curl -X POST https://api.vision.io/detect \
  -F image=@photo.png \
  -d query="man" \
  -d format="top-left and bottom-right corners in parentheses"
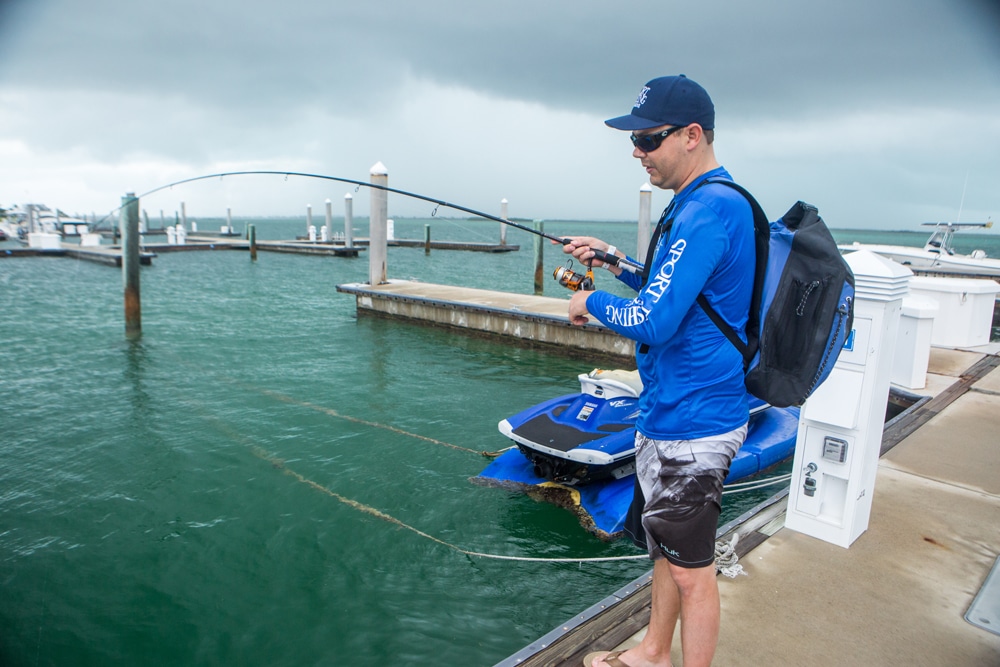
top-left (564, 75), bottom-right (756, 667)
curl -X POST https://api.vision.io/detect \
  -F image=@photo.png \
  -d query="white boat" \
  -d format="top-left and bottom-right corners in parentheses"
top-left (839, 222), bottom-right (1000, 277)
top-left (10, 204), bottom-right (91, 237)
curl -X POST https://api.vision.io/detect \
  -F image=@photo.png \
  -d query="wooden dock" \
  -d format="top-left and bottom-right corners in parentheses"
top-left (151, 237), bottom-right (364, 257)
top-left (336, 280), bottom-right (635, 361)
top-left (353, 238), bottom-right (519, 253)
top-left (0, 245), bottom-right (155, 266)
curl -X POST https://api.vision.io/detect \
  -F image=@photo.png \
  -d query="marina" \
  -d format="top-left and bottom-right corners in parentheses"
top-left (2, 214), bottom-right (1000, 666)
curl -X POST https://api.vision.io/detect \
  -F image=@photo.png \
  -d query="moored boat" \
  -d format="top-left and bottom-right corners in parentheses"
top-left (839, 221), bottom-right (1000, 277)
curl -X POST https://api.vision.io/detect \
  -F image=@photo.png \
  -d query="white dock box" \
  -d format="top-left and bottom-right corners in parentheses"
top-left (27, 232), bottom-right (62, 249)
top-left (891, 295), bottom-right (938, 389)
top-left (908, 276), bottom-right (1000, 348)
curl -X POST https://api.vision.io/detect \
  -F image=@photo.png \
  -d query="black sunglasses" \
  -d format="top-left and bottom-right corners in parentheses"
top-left (630, 125), bottom-right (688, 153)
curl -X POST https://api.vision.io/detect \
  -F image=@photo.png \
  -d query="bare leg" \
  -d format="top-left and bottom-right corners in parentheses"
top-left (668, 560), bottom-right (720, 667)
top-left (591, 558), bottom-right (718, 667)
top-left (591, 559), bottom-right (677, 666)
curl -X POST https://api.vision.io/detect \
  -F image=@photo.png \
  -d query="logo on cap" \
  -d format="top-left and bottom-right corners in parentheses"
top-left (633, 86), bottom-right (650, 109)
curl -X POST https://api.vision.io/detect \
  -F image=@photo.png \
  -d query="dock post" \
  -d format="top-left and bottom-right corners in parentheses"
top-left (369, 162), bottom-right (388, 285)
top-left (344, 194), bottom-right (354, 249)
top-left (306, 204), bottom-right (313, 238)
top-left (533, 220), bottom-right (544, 295)
top-left (500, 198), bottom-right (509, 245)
top-left (227, 207), bottom-right (233, 234)
top-left (325, 199), bottom-right (333, 243)
top-left (637, 183), bottom-right (652, 263)
top-left (424, 224), bottom-right (431, 254)
top-left (120, 193), bottom-right (141, 339)
top-left (248, 224), bottom-right (257, 261)
top-left (180, 202), bottom-right (187, 230)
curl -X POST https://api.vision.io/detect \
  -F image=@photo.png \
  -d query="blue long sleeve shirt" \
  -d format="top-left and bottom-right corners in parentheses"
top-left (586, 167), bottom-right (755, 440)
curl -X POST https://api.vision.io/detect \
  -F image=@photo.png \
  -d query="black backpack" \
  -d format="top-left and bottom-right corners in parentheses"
top-left (641, 179), bottom-right (855, 408)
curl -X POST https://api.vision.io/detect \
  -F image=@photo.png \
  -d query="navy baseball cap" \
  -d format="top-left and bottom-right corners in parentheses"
top-left (605, 75), bottom-right (715, 131)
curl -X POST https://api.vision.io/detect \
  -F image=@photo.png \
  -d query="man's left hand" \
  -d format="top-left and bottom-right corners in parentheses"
top-left (568, 290), bottom-right (592, 325)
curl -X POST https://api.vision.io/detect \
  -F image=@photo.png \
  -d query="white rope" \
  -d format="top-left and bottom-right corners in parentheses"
top-left (714, 534), bottom-right (746, 578)
top-left (462, 551), bottom-right (648, 562)
top-left (724, 472), bottom-right (792, 489)
top-left (195, 399), bottom-right (776, 566)
top-left (721, 473), bottom-right (791, 495)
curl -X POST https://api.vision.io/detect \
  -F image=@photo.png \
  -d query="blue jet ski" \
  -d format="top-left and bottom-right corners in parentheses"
top-left (498, 368), bottom-right (770, 486)
top-left (478, 369), bottom-right (800, 538)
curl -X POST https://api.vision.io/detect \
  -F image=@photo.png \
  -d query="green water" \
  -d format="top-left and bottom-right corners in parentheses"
top-left (1, 218), bottom-right (992, 666)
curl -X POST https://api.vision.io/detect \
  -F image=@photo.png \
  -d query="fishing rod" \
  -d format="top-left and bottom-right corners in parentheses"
top-left (123, 170), bottom-right (646, 284)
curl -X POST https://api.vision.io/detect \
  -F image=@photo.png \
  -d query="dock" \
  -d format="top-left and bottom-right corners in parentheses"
top-left (495, 346), bottom-right (1000, 666)
top-left (353, 238), bottom-right (519, 253)
top-left (336, 280), bottom-right (634, 360)
top-left (0, 245), bottom-right (156, 266)
top-left (0, 235), bottom-right (518, 265)
top-left (150, 237), bottom-right (363, 257)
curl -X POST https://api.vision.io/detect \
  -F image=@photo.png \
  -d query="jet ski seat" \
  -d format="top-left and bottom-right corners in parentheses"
top-left (578, 368), bottom-right (644, 400)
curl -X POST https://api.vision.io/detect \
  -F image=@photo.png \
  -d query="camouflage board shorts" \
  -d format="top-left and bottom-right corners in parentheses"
top-left (624, 424), bottom-right (747, 568)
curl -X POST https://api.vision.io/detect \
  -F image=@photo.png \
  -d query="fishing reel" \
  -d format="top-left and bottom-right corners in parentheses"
top-left (553, 260), bottom-right (595, 292)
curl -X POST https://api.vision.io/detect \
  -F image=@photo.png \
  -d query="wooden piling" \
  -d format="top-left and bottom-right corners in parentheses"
top-left (637, 183), bottom-right (652, 263)
top-left (325, 199), bottom-right (333, 242)
top-left (369, 162), bottom-right (388, 286)
top-left (533, 221), bottom-right (544, 295)
top-left (424, 224), bottom-right (431, 254)
top-left (121, 193), bottom-right (141, 339)
top-left (248, 224), bottom-right (257, 261)
top-left (500, 199), bottom-right (509, 246)
top-left (344, 194), bottom-right (354, 249)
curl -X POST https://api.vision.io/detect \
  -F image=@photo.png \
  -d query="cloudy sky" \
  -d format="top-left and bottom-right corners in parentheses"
top-left (1, 0), bottom-right (998, 231)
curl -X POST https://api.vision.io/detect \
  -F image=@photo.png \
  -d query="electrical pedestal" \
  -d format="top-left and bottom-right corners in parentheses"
top-left (785, 250), bottom-right (911, 548)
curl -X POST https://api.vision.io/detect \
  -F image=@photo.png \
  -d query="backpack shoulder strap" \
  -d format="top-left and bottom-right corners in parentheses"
top-left (695, 178), bottom-right (770, 369)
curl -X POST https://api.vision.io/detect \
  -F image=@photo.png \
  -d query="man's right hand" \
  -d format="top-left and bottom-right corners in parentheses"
top-left (555, 236), bottom-right (621, 274)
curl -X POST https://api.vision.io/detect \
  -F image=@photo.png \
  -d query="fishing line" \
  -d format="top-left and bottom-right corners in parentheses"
top-left (187, 401), bottom-right (647, 563)
top-left (94, 170), bottom-right (644, 273)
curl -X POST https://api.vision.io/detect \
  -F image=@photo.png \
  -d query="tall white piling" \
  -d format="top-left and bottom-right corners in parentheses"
top-left (369, 162), bottom-right (388, 286)
top-left (180, 202), bottom-right (187, 230)
top-left (226, 207), bottom-right (233, 234)
top-left (306, 204), bottom-right (313, 238)
top-left (325, 199), bottom-right (333, 242)
top-left (120, 193), bottom-right (141, 339)
top-left (637, 183), bottom-right (652, 263)
top-left (344, 194), bottom-right (354, 249)
top-left (500, 198), bottom-right (509, 245)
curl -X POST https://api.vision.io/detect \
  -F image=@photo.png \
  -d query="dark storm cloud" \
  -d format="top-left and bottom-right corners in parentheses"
top-left (3, 0), bottom-right (998, 119)
top-left (1, 0), bottom-right (998, 224)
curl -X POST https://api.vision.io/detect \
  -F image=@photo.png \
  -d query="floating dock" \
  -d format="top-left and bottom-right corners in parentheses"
top-left (0, 245), bottom-right (156, 266)
top-left (353, 238), bottom-right (519, 253)
top-left (336, 279), bottom-right (634, 361)
top-left (495, 347), bottom-right (1000, 666)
